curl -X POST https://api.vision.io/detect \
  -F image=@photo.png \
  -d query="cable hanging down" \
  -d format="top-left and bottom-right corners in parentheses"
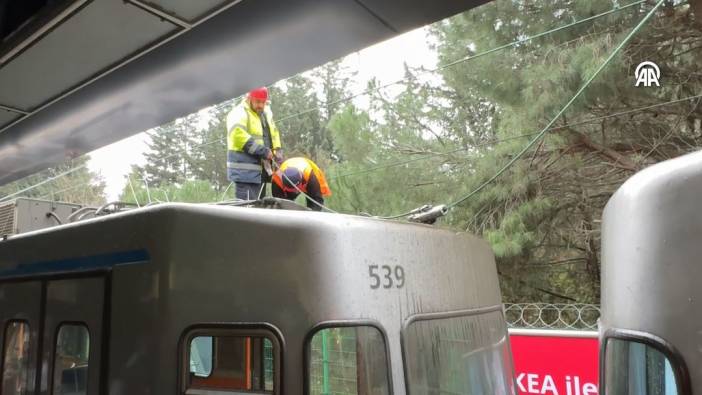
top-left (18, 93), bottom-right (698, 209)
top-left (331, 93), bottom-right (702, 181)
top-left (8, 89), bottom-right (697, 214)
top-left (274, 0), bottom-right (646, 125)
top-left (394, 0), bottom-right (667, 224)
top-left (1, 1), bottom-right (645, 204)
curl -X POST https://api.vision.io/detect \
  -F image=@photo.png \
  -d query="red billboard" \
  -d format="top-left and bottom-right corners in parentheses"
top-left (510, 330), bottom-right (599, 395)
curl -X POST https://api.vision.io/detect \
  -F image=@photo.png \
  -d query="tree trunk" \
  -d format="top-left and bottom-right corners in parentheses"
top-left (692, 0), bottom-right (702, 30)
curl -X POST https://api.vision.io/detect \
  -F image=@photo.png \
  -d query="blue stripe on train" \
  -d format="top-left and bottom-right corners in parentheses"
top-left (0, 249), bottom-right (150, 278)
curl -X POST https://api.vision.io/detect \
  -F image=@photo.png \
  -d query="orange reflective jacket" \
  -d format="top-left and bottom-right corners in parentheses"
top-left (272, 157), bottom-right (331, 197)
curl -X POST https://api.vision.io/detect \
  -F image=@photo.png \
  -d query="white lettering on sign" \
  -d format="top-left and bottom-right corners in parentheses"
top-left (582, 383), bottom-right (597, 395)
top-left (527, 374), bottom-right (539, 393)
top-left (542, 376), bottom-right (557, 393)
top-left (516, 373), bottom-right (598, 395)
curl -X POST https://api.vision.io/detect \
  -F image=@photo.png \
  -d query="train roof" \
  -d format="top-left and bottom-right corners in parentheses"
top-left (601, 150), bottom-right (702, 384)
top-left (0, 203), bottom-right (503, 318)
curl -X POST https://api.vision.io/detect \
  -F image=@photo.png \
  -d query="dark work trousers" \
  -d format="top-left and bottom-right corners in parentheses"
top-left (235, 182), bottom-right (264, 200)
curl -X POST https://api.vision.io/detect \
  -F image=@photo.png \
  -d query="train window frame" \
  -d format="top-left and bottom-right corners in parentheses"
top-left (400, 306), bottom-right (515, 395)
top-left (303, 320), bottom-right (393, 395)
top-left (1, 319), bottom-right (31, 395)
top-left (600, 328), bottom-right (691, 395)
top-left (179, 324), bottom-right (284, 395)
top-left (52, 322), bottom-right (91, 395)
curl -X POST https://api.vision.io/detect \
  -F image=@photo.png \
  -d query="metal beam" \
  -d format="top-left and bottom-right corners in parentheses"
top-left (125, 0), bottom-right (194, 30)
top-left (0, 104), bottom-right (28, 115)
top-left (0, 0), bottom-right (90, 66)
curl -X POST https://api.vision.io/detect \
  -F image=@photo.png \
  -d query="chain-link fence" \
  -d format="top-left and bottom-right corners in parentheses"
top-left (309, 328), bottom-right (360, 395)
top-left (504, 303), bottom-right (600, 330)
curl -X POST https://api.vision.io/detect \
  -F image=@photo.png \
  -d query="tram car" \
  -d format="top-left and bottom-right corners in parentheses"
top-left (600, 150), bottom-right (702, 395)
top-left (0, 201), bottom-right (516, 394)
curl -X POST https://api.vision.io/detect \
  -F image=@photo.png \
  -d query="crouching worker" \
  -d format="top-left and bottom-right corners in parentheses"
top-left (272, 157), bottom-right (331, 211)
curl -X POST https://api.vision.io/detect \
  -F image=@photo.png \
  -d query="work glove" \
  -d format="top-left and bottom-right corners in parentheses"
top-left (263, 158), bottom-right (273, 176)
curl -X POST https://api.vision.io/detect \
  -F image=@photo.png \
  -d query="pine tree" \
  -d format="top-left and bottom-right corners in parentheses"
top-left (269, 76), bottom-right (323, 160)
top-left (188, 105), bottom-right (229, 191)
top-left (136, 113), bottom-right (199, 187)
top-left (312, 59), bottom-right (358, 162)
top-left (425, 0), bottom-right (702, 302)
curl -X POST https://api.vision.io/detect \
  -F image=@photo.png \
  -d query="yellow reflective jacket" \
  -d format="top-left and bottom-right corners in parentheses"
top-left (226, 100), bottom-right (282, 183)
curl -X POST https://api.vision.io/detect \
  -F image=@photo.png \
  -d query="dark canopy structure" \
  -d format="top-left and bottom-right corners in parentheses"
top-left (0, 0), bottom-right (488, 184)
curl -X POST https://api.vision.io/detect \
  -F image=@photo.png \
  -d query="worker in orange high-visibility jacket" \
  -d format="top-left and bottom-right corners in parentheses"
top-left (272, 157), bottom-right (331, 211)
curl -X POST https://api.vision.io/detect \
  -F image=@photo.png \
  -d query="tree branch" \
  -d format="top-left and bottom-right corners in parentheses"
top-left (567, 128), bottom-right (638, 171)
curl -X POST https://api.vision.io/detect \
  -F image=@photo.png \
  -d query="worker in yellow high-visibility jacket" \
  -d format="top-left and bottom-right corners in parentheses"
top-left (272, 157), bottom-right (331, 211)
top-left (226, 87), bottom-right (283, 200)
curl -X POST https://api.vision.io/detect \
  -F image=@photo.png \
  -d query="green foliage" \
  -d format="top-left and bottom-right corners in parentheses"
top-left (0, 156), bottom-right (106, 205)
top-left (134, 114), bottom-right (199, 188)
top-left (327, 105), bottom-right (374, 163)
top-left (189, 106), bottom-right (229, 191)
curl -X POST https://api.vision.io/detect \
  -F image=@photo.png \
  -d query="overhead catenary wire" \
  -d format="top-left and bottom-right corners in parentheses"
top-left (0, 0), bottom-right (646, 202)
top-left (10, 92), bottom-right (700, 210)
top-left (38, 182), bottom-right (89, 201)
top-left (0, 164), bottom-right (87, 203)
top-left (274, 0), bottom-right (647, 125)
top-left (330, 93), bottom-right (702, 181)
top-left (1, 1), bottom-right (644, 202)
top-left (443, 0), bottom-right (667, 213)
top-left (0, 79), bottom-right (291, 203)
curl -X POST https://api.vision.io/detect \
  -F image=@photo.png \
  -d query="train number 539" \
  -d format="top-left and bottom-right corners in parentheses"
top-left (368, 265), bottom-right (405, 289)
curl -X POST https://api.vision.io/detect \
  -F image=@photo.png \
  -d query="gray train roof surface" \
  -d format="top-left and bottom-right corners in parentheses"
top-left (0, 0), bottom-right (490, 185)
top-left (601, 150), bottom-right (702, 392)
top-left (0, 203), bottom-right (507, 393)
top-left (0, 203), bottom-right (503, 312)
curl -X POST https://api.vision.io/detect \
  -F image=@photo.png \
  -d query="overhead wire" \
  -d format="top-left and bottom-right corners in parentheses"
top-left (11, 90), bottom-right (697, 210)
top-left (0, 71), bottom-right (301, 202)
top-left (443, 0), bottom-right (667, 213)
top-left (329, 93), bottom-right (702, 181)
top-left (274, 0), bottom-right (647, 125)
top-left (0, 0), bottom-right (651, 207)
top-left (38, 183), bottom-right (84, 201)
top-left (0, 164), bottom-right (87, 203)
top-left (10, 88), bottom-right (697, 210)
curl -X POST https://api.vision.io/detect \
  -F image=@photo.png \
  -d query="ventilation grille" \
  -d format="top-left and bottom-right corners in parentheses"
top-left (0, 201), bottom-right (16, 236)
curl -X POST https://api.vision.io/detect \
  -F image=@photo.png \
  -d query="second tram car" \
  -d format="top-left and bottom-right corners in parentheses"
top-left (0, 203), bottom-right (516, 394)
top-left (599, 150), bottom-right (702, 395)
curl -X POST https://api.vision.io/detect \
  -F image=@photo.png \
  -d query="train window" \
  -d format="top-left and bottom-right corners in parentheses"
top-left (307, 326), bottom-right (390, 395)
top-left (184, 328), bottom-right (279, 394)
top-left (53, 324), bottom-right (90, 395)
top-left (604, 338), bottom-right (679, 395)
top-left (403, 310), bottom-right (514, 395)
top-left (2, 321), bottom-right (30, 395)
